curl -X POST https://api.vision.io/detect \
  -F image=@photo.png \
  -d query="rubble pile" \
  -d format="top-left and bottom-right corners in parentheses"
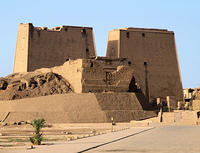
top-left (0, 72), bottom-right (73, 100)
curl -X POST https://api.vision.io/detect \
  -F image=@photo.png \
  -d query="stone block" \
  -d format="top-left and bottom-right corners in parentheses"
top-left (166, 96), bottom-right (177, 111)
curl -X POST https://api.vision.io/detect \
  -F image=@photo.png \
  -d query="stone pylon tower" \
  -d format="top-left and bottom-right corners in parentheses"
top-left (13, 23), bottom-right (96, 73)
top-left (106, 27), bottom-right (183, 102)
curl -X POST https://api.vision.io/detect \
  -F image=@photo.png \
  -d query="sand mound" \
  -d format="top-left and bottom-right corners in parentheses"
top-left (0, 72), bottom-right (73, 100)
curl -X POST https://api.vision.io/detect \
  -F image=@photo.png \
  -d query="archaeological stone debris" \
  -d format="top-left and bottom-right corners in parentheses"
top-left (0, 23), bottom-right (184, 123)
top-left (0, 72), bottom-right (73, 100)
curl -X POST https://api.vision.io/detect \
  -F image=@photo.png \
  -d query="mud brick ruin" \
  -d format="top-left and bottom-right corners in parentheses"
top-left (0, 23), bottom-right (183, 123)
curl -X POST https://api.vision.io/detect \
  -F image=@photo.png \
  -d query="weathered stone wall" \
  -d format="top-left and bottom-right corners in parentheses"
top-left (106, 30), bottom-right (120, 57)
top-left (81, 58), bottom-right (133, 93)
top-left (106, 28), bottom-right (183, 102)
top-left (192, 100), bottom-right (200, 110)
top-left (36, 59), bottom-right (133, 93)
top-left (0, 93), bottom-right (157, 123)
top-left (13, 24), bottom-right (29, 73)
top-left (36, 59), bottom-right (83, 93)
top-left (13, 23), bottom-right (96, 73)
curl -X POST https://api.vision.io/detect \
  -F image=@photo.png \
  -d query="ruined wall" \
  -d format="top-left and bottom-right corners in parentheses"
top-left (36, 59), bottom-right (133, 93)
top-left (36, 59), bottom-right (83, 93)
top-left (81, 58), bottom-right (133, 93)
top-left (106, 28), bottom-right (183, 102)
top-left (13, 23), bottom-right (96, 73)
top-left (192, 100), bottom-right (200, 110)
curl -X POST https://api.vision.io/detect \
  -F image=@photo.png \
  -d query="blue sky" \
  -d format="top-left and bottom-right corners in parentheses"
top-left (0, 0), bottom-right (199, 88)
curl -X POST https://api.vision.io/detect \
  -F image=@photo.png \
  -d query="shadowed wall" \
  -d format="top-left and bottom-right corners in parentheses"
top-left (106, 28), bottom-right (183, 102)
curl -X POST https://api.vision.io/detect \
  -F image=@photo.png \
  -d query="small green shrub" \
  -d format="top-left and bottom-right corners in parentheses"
top-left (29, 118), bottom-right (45, 145)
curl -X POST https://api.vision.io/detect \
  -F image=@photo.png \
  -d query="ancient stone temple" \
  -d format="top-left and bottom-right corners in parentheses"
top-left (0, 23), bottom-right (183, 123)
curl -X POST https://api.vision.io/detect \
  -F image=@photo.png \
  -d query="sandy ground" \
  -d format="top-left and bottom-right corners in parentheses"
top-left (1, 124), bottom-right (200, 153)
top-left (0, 126), bottom-right (151, 153)
top-left (87, 125), bottom-right (200, 153)
top-left (0, 123), bottom-right (130, 150)
top-left (1, 125), bottom-right (200, 153)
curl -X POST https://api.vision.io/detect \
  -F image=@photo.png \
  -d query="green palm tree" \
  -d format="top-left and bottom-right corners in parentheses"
top-left (30, 118), bottom-right (45, 145)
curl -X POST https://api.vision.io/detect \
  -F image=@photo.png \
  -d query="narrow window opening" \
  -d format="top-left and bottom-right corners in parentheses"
top-left (197, 112), bottom-right (200, 118)
top-left (81, 29), bottom-right (86, 36)
top-left (90, 62), bottom-right (94, 67)
top-left (106, 72), bottom-right (112, 85)
top-left (142, 33), bottom-right (145, 37)
top-left (144, 62), bottom-right (147, 65)
top-left (86, 48), bottom-right (89, 57)
top-left (126, 32), bottom-right (130, 38)
top-left (128, 61), bottom-right (132, 66)
top-left (65, 28), bottom-right (68, 32)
